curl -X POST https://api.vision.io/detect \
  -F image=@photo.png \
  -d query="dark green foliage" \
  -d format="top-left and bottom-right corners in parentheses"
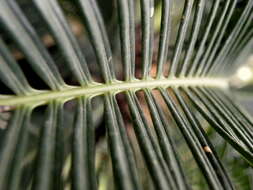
top-left (0, 0), bottom-right (253, 189)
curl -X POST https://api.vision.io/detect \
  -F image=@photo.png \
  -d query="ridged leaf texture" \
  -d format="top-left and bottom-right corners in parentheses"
top-left (0, 0), bottom-right (253, 189)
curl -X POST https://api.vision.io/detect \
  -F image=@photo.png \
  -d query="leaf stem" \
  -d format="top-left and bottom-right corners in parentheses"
top-left (0, 78), bottom-right (229, 107)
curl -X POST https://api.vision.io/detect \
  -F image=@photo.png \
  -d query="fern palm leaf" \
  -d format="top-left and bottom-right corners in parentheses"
top-left (0, 0), bottom-right (252, 189)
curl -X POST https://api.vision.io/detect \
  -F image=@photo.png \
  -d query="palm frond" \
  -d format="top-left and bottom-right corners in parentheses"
top-left (0, 0), bottom-right (253, 189)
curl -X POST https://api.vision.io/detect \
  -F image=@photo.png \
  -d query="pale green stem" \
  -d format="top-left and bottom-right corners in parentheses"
top-left (0, 78), bottom-right (229, 107)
